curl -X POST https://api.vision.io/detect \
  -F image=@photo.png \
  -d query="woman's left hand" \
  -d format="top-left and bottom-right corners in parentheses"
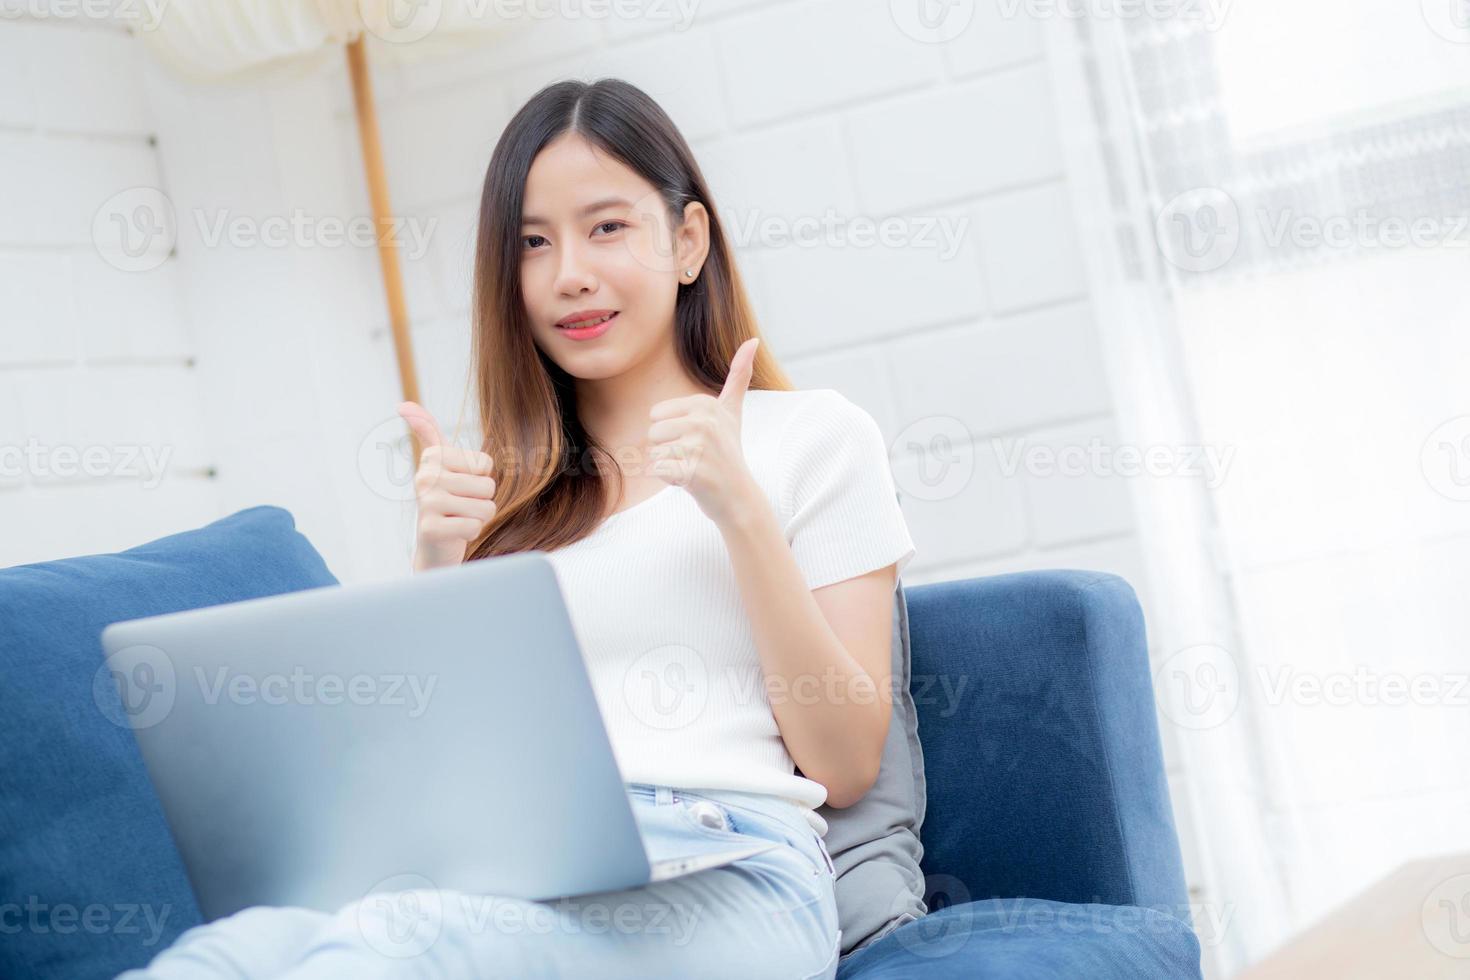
top-left (645, 337), bottom-right (764, 528)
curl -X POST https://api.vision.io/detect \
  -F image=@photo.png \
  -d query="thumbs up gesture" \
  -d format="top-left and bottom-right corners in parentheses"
top-left (645, 337), bottom-right (762, 527)
top-left (397, 401), bottom-right (498, 572)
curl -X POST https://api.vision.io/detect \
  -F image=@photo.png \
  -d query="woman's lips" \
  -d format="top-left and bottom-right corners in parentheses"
top-left (556, 311), bottom-right (618, 340)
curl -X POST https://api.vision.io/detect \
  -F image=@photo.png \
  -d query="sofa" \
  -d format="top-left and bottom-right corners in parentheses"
top-left (0, 506), bottom-right (1201, 978)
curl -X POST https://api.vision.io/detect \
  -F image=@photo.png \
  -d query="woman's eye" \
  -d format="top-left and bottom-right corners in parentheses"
top-left (594, 220), bottom-right (627, 236)
top-left (522, 234), bottom-right (548, 250)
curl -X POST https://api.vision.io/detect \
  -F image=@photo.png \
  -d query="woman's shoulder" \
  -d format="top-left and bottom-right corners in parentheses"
top-left (747, 388), bottom-right (885, 476)
top-left (746, 387), bottom-right (860, 425)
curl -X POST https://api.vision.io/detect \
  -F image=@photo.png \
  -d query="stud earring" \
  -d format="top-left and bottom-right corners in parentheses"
top-left (684, 268), bottom-right (696, 278)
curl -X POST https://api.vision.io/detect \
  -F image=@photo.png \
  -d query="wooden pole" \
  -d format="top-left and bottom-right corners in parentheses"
top-left (344, 36), bottom-right (427, 459)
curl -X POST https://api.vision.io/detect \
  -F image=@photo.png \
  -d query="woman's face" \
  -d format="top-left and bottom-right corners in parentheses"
top-left (519, 132), bottom-right (707, 380)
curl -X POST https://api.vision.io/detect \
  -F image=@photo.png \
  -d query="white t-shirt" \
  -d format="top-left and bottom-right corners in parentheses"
top-left (544, 388), bottom-right (917, 836)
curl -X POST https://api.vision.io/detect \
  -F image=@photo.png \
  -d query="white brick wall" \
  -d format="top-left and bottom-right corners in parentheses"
top-left (0, 16), bottom-right (216, 566)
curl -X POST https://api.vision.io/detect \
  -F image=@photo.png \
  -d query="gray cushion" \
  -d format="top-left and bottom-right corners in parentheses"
top-left (813, 572), bottom-right (928, 954)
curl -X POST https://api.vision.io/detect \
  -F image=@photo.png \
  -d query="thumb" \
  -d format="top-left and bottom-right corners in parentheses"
top-left (718, 338), bottom-right (759, 413)
top-left (397, 400), bottom-right (444, 450)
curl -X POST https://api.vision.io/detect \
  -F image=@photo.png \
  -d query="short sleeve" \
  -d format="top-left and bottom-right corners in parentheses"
top-left (778, 390), bottom-right (917, 592)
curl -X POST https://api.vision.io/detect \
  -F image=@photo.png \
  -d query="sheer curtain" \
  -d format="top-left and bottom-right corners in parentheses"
top-left (1046, 4), bottom-right (1470, 975)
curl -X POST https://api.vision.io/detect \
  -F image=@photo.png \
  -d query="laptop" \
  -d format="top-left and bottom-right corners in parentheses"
top-left (99, 552), bottom-right (776, 922)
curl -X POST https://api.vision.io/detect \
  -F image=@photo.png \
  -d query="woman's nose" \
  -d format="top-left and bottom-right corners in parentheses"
top-left (554, 245), bottom-right (597, 294)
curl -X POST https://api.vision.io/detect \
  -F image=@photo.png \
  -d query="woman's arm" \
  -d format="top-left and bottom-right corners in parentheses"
top-left (718, 484), bottom-right (895, 809)
top-left (643, 340), bottom-right (899, 808)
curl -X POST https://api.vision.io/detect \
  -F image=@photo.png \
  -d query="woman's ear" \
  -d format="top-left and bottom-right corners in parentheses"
top-left (676, 200), bottom-right (711, 279)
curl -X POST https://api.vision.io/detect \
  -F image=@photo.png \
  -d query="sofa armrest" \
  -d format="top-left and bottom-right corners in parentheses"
top-left (906, 569), bottom-right (1189, 916)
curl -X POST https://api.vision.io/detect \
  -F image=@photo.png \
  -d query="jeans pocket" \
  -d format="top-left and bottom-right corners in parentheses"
top-left (676, 798), bottom-right (744, 838)
top-left (813, 833), bottom-right (836, 878)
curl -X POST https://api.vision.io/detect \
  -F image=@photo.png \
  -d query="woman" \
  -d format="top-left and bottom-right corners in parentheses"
top-left (123, 77), bottom-right (914, 980)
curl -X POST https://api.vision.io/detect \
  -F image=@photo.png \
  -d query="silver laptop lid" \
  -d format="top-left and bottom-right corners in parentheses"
top-left (99, 553), bottom-right (650, 919)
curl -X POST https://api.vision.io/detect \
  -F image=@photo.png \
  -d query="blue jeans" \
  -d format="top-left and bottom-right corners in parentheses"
top-left (116, 783), bottom-right (841, 979)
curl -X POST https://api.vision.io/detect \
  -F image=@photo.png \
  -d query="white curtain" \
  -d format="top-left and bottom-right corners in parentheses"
top-left (1045, 6), bottom-right (1470, 976)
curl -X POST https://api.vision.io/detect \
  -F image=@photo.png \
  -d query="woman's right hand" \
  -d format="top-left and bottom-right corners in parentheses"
top-left (397, 401), bottom-right (498, 572)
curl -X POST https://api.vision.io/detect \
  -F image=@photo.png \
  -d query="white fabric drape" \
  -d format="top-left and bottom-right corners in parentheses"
top-left (133, 0), bottom-right (519, 81)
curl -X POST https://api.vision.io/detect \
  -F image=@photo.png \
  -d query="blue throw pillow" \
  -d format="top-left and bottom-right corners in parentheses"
top-left (0, 506), bottom-right (338, 980)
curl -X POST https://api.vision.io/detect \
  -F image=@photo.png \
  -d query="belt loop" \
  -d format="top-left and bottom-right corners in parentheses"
top-left (655, 785), bottom-right (674, 805)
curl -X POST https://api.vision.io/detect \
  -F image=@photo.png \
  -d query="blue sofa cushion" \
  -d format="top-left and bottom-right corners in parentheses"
top-left (905, 571), bottom-right (1190, 915)
top-left (0, 506), bottom-right (338, 980)
top-left (836, 899), bottom-right (1202, 979)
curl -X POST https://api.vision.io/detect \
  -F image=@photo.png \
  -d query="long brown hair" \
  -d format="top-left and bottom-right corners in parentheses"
top-left (463, 78), bottom-right (793, 561)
